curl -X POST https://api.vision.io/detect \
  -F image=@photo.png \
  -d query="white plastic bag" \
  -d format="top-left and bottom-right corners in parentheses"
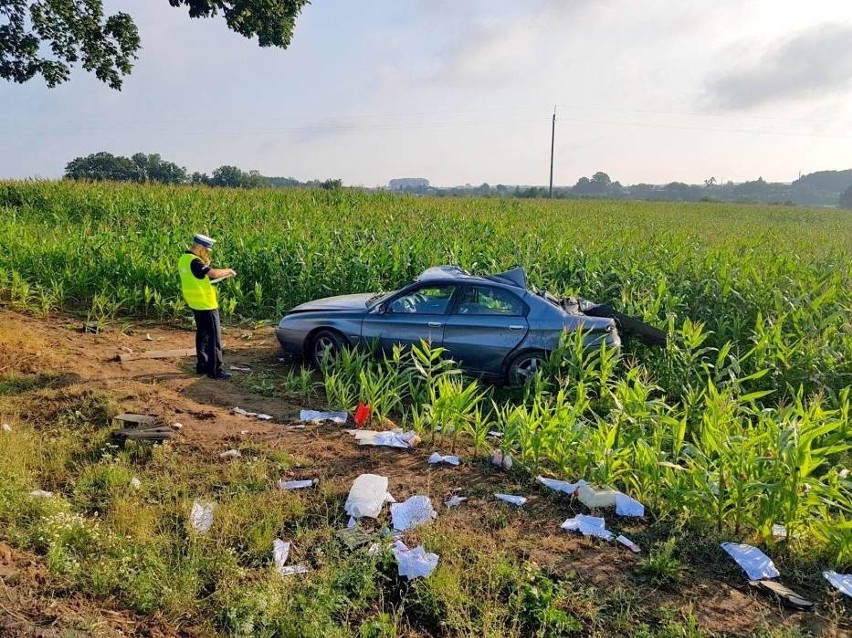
top-left (391, 495), bottom-right (437, 531)
top-left (393, 541), bottom-right (439, 580)
top-left (345, 474), bottom-right (391, 519)
top-left (614, 493), bottom-right (644, 517)
top-left (428, 452), bottom-right (460, 466)
top-left (823, 570), bottom-right (852, 597)
top-left (536, 476), bottom-right (584, 494)
top-left (721, 542), bottom-right (780, 580)
top-left (300, 410), bottom-right (348, 423)
top-left (561, 514), bottom-right (614, 540)
top-left (190, 500), bottom-right (216, 533)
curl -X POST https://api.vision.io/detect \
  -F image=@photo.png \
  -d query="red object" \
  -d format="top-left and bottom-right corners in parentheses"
top-left (354, 403), bottom-right (371, 427)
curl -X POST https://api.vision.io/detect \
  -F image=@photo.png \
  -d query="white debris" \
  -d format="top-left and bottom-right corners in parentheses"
top-left (445, 495), bottom-right (468, 508)
top-left (536, 475), bottom-right (584, 494)
top-left (30, 490), bottom-right (53, 498)
top-left (561, 514), bottom-right (614, 541)
top-left (220, 449), bottom-right (242, 460)
top-left (347, 516), bottom-right (357, 528)
top-left (300, 410), bottom-right (348, 424)
top-left (273, 539), bottom-right (311, 576)
top-left (494, 493), bottom-right (527, 506)
top-left (171, 422), bottom-right (183, 430)
top-left (772, 524), bottom-right (787, 540)
top-left (367, 543), bottom-right (382, 557)
top-left (129, 477), bottom-right (141, 490)
top-left (487, 430), bottom-right (503, 438)
top-left (720, 542), bottom-right (780, 581)
top-left (345, 474), bottom-right (393, 519)
top-left (190, 500), bottom-right (216, 533)
top-left (2, 423), bottom-right (11, 433)
top-left (823, 571), bottom-right (852, 597)
top-left (240, 430), bottom-right (249, 435)
top-left (491, 449), bottom-right (513, 469)
top-left (233, 407), bottom-right (257, 417)
top-left (256, 413), bottom-right (273, 421)
top-left (145, 333), bottom-right (153, 341)
top-left (230, 365), bottom-right (252, 372)
top-left (428, 452), bottom-right (460, 466)
top-left (839, 468), bottom-right (850, 479)
top-left (616, 534), bottom-right (641, 553)
top-left (614, 493), bottom-right (645, 517)
top-left (391, 495), bottom-right (438, 531)
top-left (277, 479), bottom-right (317, 490)
top-left (349, 429), bottom-right (419, 449)
top-left (392, 540), bottom-right (439, 580)
top-left (577, 484), bottom-right (619, 508)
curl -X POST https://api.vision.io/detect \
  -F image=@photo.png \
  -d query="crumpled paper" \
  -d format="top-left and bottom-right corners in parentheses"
top-left (445, 495), bottom-right (467, 508)
top-left (428, 452), bottom-right (460, 466)
top-left (494, 493), bottom-right (527, 506)
top-left (561, 514), bottom-right (614, 540)
top-left (536, 475), bottom-right (584, 494)
top-left (391, 495), bottom-right (437, 531)
top-left (721, 542), bottom-right (780, 581)
top-left (300, 410), bottom-right (348, 423)
top-left (344, 474), bottom-right (394, 519)
top-left (273, 539), bottom-right (310, 576)
top-left (347, 429), bottom-right (420, 448)
top-left (190, 500), bottom-right (216, 533)
top-left (392, 540), bottom-right (439, 580)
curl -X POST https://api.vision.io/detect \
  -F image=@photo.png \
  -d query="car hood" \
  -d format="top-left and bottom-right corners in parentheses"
top-left (288, 293), bottom-right (376, 313)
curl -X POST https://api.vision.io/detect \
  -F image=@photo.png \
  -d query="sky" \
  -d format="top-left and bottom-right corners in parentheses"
top-left (1, 0), bottom-right (851, 187)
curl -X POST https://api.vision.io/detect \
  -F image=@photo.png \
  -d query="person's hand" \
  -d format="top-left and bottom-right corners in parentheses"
top-left (228, 269), bottom-right (237, 277)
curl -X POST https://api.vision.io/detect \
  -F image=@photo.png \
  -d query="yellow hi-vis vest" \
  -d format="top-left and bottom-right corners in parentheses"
top-left (178, 253), bottom-right (218, 310)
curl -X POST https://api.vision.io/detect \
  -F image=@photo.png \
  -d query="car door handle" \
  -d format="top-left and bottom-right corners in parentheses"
top-left (509, 325), bottom-right (525, 331)
top-left (428, 322), bottom-right (442, 328)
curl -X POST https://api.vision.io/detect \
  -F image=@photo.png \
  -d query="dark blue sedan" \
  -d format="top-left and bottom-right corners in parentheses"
top-left (275, 265), bottom-right (641, 385)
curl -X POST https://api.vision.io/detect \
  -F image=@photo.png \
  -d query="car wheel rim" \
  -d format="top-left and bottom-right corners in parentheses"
top-left (314, 335), bottom-right (338, 364)
top-left (510, 355), bottom-right (544, 386)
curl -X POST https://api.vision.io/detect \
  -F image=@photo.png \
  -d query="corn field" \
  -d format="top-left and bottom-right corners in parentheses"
top-left (1, 180), bottom-right (850, 565)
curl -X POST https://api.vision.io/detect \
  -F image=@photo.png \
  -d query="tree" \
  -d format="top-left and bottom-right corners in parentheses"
top-left (704, 177), bottom-right (716, 188)
top-left (64, 152), bottom-right (139, 181)
top-left (210, 165), bottom-right (248, 188)
top-left (840, 186), bottom-right (852, 209)
top-left (1, 0), bottom-right (308, 89)
top-left (590, 171), bottom-right (612, 194)
top-left (131, 153), bottom-right (187, 184)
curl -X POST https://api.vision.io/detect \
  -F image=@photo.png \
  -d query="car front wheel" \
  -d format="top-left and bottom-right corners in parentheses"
top-left (506, 350), bottom-right (548, 387)
top-left (311, 329), bottom-right (345, 366)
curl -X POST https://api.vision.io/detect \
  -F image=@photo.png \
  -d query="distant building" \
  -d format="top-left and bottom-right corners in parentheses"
top-left (388, 177), bottom-right (430, 192)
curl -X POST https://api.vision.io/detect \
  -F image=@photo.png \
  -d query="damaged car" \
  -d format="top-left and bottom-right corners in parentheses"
top-left (276, 265), bottom-right (666, 386)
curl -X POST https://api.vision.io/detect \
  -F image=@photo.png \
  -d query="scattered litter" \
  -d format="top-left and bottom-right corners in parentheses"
top-left (577, 484), bottom-right (619, 508)
top-left (614, 493), bottom-right (645, 517)
top-left (240, 429), bottom-right (249, 435)
top-left (256, 413), bottom-right (273, 421)
top-left (494, 493), bottom-right (527, 506)
top-left (391, 495), bottom-right (437, 531)
top-left (445, 495), bottom-right (468, 508)
top-left (349, 429), bottom-right (420, 448)
top-left (367, 543), bottom-right (382, 557)
top-left (145, 333), bottom-right (154, 341)
top-left (233, 407), bottom-right (257, 417)
top-left (277, 479), bottom-right (317, 490)
top-left (721, 542), bottom-right (780, 581)
top-left (428, 452), bottom-right (460, 466)
top-left (616, 534), bottom-right (641, 553)
top-left (536, 475), bottom-right (583, 494)
top-left (392, 540), bottom-right (439, 580)
top-left (288, 424), bottom-right (306, 430)
top-left (491, 449), bottom-right (513, 469)
top-left (561, 514), bottom-right (614, 541)
top-left (336, 525), bottom-right (371, 550)
top-left (354, 403), bottom-right (372, 427)
top-left (840, 468), bottom-right (850, 479)
top-left (2, 423), bottom-right (11, 433)
top-left (229, 365), bottom-right (252, 372)
top-left (749, 580), bottom-right (813, 610)
top-left (190, 500), bottom-right (216, 533)
top-left (219, 449), bottom-right (242, 460)
top-left (823, 571), bottom-right (852, 597)
top-left (771, 524), bottom-right (787, 540)
top-left (129, 477), bottom-right (141, 490)
top-left (30, 490), bottom-right (53, 498)
top-left (273, 539), bottom-right (310, 576)
top-left (345, 474), bottom-right (394, 519)
top-left (119, 346), bottom-right (133, 354)
top-left (300, 410), bottom-right (348, 424)
top-left (488, 430), bottom-right (503, 438)
top-left (171, 422), bottom-right (183, 430)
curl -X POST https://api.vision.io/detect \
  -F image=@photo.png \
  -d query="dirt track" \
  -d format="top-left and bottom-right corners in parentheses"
top-left (0, 309), bottom-right (837, 637)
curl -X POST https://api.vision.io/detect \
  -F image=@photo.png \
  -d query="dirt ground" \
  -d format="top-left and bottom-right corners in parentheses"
top-left (0, 309), bottom-right (846, 637)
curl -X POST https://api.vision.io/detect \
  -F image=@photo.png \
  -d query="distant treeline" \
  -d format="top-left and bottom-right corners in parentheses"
top-left (64, 152), bottom-right (342, 190)
top-left (420, 170), bottom-right (852, 208)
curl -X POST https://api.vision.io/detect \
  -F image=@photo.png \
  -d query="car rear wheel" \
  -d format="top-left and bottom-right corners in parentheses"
top-left (506, 350), bottom-right (548, 387)
top-left (311, 329), bottom-right (345, 366)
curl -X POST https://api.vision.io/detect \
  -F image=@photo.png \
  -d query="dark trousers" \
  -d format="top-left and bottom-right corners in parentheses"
top-left (192, 309), bottom-right (223, 377)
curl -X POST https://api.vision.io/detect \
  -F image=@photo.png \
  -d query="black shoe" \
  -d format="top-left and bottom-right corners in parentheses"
top-left (208, 371), bottom-right (232, 380)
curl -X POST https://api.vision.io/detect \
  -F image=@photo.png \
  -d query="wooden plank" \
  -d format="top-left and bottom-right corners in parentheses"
top-left (118, 348), bottom-right (195, 363)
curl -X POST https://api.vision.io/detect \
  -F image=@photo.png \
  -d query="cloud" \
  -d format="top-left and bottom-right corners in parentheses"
top-left (705, 24), bottom-right (852, 110)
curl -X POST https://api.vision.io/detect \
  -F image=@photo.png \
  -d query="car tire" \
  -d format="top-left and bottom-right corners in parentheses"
top-left (310, 329), bottom-right (345, 366)
top-left (505, 350), bottom-right (548, 387)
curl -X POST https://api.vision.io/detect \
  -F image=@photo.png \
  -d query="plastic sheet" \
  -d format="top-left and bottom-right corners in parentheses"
top-left (345, 474), bottom-right (392, 519)
top-left (277, 479), bottom-right (317, 490)
top-left (190, 500), bottom-right (216, 533)
top-left (428, 452), bottom-right (460, 466)
top-left (823, 570), bottom-right (852, 597)
top-left (391, 495), bottom-right (437, 531)
top-left (300, 410), bottom-right (348, 423)
top-left (721, 542), bottom-right (780, 580)
top-left (494, 493), bottom-right (527, 506)
top-left (392, 541), bottom-right (439, 580)
top-left (273, 539), bottom-right (310, 576)
top-left (561, 514), bottom-right (614, 540)
top-left (536, 475), bottom-right (584, 494)
top-left (614, 493), bottom-right (645, 517)
top-left (445, 495), bottom-right (467, 507)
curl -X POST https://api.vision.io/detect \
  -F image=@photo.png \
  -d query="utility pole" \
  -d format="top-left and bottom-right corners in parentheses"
top-left (549, 106), bottom-right (556, 199)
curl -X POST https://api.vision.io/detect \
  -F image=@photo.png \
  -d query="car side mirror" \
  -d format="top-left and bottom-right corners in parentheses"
top-left (376, 302), bottom-right (389, 315)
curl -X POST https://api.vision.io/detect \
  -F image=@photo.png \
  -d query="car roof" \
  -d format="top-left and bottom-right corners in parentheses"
top-left (415, 265), bottom-right (528, 290)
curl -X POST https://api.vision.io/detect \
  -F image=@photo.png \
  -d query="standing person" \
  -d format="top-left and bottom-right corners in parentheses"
top-left (178, 233), bottom-right (237, 380)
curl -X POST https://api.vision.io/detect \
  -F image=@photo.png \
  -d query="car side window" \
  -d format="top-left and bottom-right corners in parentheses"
top-left (389, 285), bottom-right (456, 314)
top-left (456, 286), bottom-right (525, 316)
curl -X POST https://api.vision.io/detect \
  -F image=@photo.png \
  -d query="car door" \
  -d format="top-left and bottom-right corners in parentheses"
top-left (443, 285), bottom-right (529, 376)
top-left (360, 284), bottom-right (457, 354)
